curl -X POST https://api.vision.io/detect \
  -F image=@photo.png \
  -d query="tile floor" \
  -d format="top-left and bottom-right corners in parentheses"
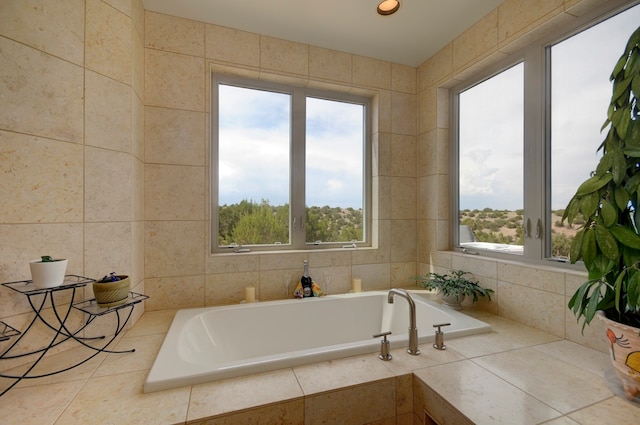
top-left (0, 306), bottom-right (639, 424)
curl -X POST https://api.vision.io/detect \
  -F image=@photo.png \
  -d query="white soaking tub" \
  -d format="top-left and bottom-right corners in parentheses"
top-left (144, 290), bottom-right (491, 393)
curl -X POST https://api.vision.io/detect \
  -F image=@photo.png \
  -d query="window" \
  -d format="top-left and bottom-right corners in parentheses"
top-left (453, 3), bottom-right (640, 262)
top-left (458, 63), bottom-right (524, 254)
top-left (212, 77), bottom-right (370, 252)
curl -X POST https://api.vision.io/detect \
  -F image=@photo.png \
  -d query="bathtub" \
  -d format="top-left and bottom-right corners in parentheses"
top-left (144, 290), bottom-right (491, 393)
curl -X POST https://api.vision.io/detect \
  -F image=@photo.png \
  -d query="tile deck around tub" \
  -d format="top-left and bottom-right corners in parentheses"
top-left (0, 307), bottom-right (638, 424)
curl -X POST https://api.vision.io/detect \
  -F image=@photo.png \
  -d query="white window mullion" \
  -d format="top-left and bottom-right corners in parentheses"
top-left (290, 88), bottom-right (306, 249)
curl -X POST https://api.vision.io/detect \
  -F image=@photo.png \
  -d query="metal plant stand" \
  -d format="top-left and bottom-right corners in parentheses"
top-left (0, 275), bottom-right (148, 396)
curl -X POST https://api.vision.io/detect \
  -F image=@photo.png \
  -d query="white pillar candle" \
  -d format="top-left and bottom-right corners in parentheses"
top-left (352, 278), bottom-right (362, 293)
top-left (245, 286), bottom-right (256, 303)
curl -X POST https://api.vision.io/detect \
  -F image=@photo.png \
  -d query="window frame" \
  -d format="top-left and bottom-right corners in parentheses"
top-left (450, 1), bottom-right (638, 266)
top-left (210, 74), bottom-right (372, 253)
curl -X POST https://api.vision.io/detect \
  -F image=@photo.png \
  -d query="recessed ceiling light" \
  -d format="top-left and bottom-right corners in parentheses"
top-left (377, 0), bottom-right (400, 16)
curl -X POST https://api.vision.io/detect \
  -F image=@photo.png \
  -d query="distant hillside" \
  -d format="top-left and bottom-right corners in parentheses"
top-left (459, 208), bottom-right (579, 258)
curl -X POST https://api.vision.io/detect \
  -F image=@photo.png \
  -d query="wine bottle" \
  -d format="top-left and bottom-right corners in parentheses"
top-left (301, 260), bottom-right (313, 297)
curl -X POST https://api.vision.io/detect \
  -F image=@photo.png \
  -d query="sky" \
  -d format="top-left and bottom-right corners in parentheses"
top-left (218, 86), bottom-right (364, 208)
top-left (458, 4), bottom-right (640, 211)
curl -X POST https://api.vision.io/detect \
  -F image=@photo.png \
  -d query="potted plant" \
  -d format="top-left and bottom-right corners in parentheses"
top-left (563, 25), bottom-right (640, 400)
top-left (93, 272), bottom-right (130, 307)
top-left (29, 255), bottom-right (68, 289)
top-left (414, 269), bottom-right (494, 310)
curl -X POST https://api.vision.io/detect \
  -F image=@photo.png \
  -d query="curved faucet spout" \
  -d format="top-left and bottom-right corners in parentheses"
top-left (387, 289), bottom-right (420, 355)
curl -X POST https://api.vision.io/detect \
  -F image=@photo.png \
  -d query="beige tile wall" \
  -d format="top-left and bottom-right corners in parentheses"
top-left (0, 0), bottom-right (145, 367)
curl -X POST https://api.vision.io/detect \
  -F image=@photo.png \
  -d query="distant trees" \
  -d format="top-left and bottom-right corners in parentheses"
top-left (459, 208), bottom-right (576, 258)
top-left (218, 199), bottom-right (362, 246)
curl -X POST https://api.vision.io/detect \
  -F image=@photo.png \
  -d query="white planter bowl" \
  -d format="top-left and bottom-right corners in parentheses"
top-left (29, 259), bottom-right (68, 289)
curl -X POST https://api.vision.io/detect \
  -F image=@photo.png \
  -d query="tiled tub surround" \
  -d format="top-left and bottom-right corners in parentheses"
top-left (1, 306), bottom-right (638, 424)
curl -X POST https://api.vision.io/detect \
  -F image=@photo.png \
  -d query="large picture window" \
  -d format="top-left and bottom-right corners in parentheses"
top-left (454, 3), bottom-right (640, 261)
top-left (212, 77), bottom-right (370, 252)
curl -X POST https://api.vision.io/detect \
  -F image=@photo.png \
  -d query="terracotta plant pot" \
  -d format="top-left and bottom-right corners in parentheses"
top-left (597, 311), bottom-right (640, 401)
top-left (29, 258), bottom-right (68, 289)
top-left (93, 275), bottom-right (130, 307)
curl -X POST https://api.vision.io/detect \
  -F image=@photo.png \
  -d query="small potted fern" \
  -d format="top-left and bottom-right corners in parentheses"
top-left (414, 269), bottom-right (494, 310)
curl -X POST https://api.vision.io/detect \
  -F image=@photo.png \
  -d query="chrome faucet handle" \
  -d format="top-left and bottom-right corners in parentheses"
top-left (433, 323), bottom-right (450, 350)
top-left (373, 331), bottom-right (392, 361)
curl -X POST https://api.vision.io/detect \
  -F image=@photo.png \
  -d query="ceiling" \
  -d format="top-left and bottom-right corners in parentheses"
top-left (141, 0), bottom-right (505, 67)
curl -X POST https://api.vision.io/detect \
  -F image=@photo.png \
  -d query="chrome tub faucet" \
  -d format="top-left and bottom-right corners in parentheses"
top-left (387, 289), bottom-right (420, 355)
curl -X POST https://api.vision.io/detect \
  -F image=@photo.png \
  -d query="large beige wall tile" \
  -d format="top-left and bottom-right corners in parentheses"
top-left (206, 254), bottom-right (260, 274)
top-left (390, 220), bottom-right (416, 263)
top-left (131, 22), bottom-right (145, 100)
top-left (145, 106), bottom-right (206, 165)
top-left (145, 220), bottom-right (205, 278)
top-left (205, 271), bottom-right (260, 305)
top-left (390, 177), bottom-right (416, 220)
top-left (145, 49), bottom-right (205, 111)
top-left (418, 43), bottom-right (452, 91)
top-left (498, 262), bottom-right (564, 294)
top-left (145, 275), bottom-right (205, 310)
top-left (145, 164), bottom-right (205, 220)
top-left (85, 70), bottom-right (132, 152)
top-left (85, 147), bottom-right (133, 222)
top-left (353, 55), bottom-right (391, 90)
top-left (374, 132), bottom-right (391, 177)
top-left (304, 379), bottom-right (396, 424)
top-left (202, 399), bottom-right (304, 425)
top-left (0, 131), bottom-right (83, 223)
top-left (390, 135), bottom-right (416, 178)
top-left (85, 0), bottom-right (131, 85)
top-left (309, 46), bottom-right (352, 83)
top-left (84, 222), bottom-right (133, 279)
top-left (187, 369), bottom-right (303, 420)
top-left (392, 63), bottom-right (416, 94)
top-left (498, 0), bottom-right (565, 46)
top-left (391, 91), bottom-right (417, 136)
top-left (0, 37), bottom-right (83, 143)
top-left (351, 263), bottom-right (391, 291)
top-left (205, 24), bottom-right (260, 67)
top-left (131, 0), bottom-right (144, 36)
top-left (260, 36), bottom-right (308, 76)
top-left (132, 93), bottom-right (145, 161)
top-left (452, 9), bottom-right (498, 74)
top-left (133, 156), bottom-right (145, 221)
top-left (0, 0), bottom-right (85, 66)
top-left (104, 0), bottom-right (131, 16)
top-left (0, 223), bottom-right (83, 283)
top-left (419, 86), bottom-right (437, 133)
top-left (498, 280), bottom-right (565, 336)
top-left (145, 11), bottom-right (205, 57)
top-left (417, 130), bottom-right (436, 178)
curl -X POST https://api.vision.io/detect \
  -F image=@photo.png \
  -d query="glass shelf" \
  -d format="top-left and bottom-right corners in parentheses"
top-left (1, 274), bottom-right (95, 295)
top-left (73, 292), bottom-right (149, 316)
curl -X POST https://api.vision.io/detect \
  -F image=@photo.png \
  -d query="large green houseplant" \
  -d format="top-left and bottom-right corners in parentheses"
top-left (563, 25), bottom-right (640, 400)
top-left (563, 25), bottom-right (640, 329)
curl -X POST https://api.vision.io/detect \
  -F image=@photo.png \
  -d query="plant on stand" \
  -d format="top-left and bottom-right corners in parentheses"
top-left (93, 272), bottom-right (130, 307)
top-left (563, 25), bottom-right (640, 400)
top-left (414, 269), bottom-right (494, 310)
